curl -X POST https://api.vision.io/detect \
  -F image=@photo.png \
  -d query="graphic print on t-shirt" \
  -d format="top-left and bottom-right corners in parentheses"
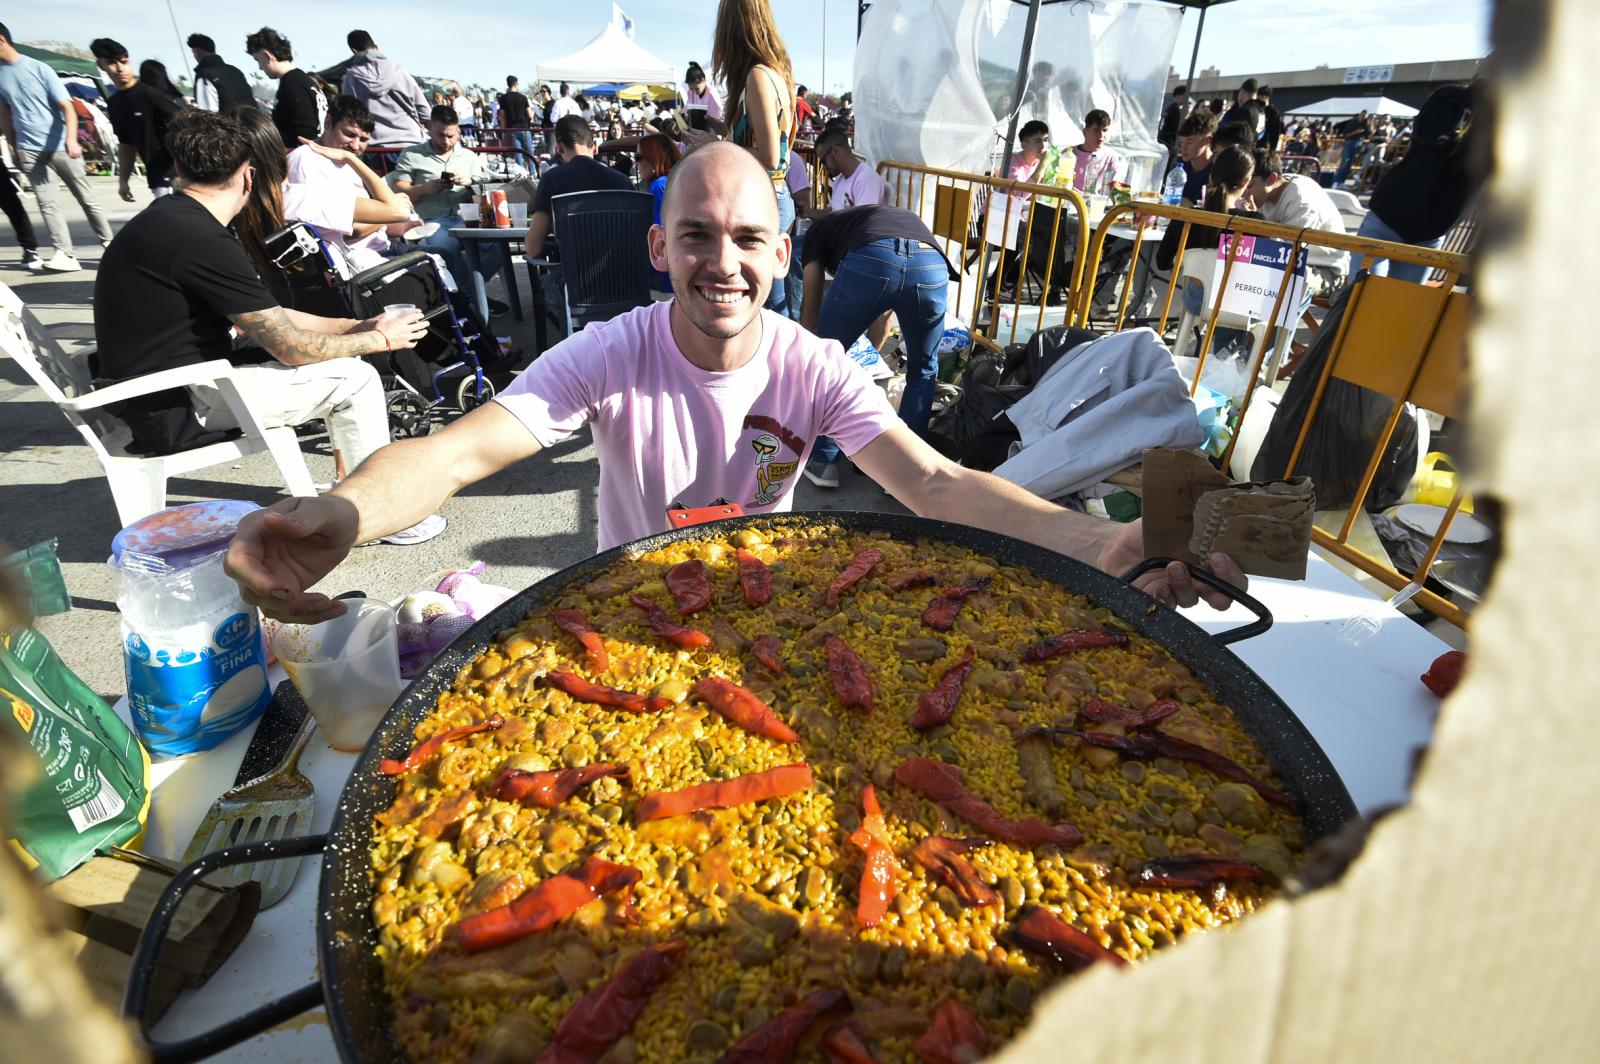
top-left (743, 415), bottom-right (803, 505)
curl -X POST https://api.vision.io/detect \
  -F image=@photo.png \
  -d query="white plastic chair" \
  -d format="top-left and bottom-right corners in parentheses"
top-left (0, 284), bottom-right (316, 527)
top-left (1323, 188), bottom-right (1368, 232)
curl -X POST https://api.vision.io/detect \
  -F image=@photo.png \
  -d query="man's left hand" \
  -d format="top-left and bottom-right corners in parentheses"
top-left (66, 142), bottom-right (81, 159)
top-left (1097, 518), bottom-right (1246, 610)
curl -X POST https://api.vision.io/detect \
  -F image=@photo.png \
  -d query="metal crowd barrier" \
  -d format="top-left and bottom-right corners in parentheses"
top-left (1072, 200), bottom-right (1475, 625)
top-left (876, 160), bottom-right (1091, 350)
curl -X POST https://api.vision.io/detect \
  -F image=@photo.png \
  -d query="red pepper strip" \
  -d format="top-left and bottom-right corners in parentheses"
top-left (493, 764), bottom-right (629, 809)
top-left (911, 999), bottom-right (989, 1064)
top-left (752, 634), bottom-right (787, 674)
top-left (630, 594), bottom-right (713, 650)
top-left (548, 670), bottom-right (672, 714)
top-left (379, 713), bottom-right (505, 776)
top-left (1421, 650), bottom-right (1466, 697)
top-left (921, 579), bottom-right (989, 631)
top-left (666, 559), bottom-right (713, 615)
top-left (825, 547), bottom-right (885, 607)
top-left (909, 837), bottom-right (999, 908)
top-left (1078, 696), bottom-right (1181, 730)
top-left (693, 676), bottom-right (800, 742)
top-left (910, 645), bottom-right (977, 731)
top-left (848, 784), bottom-right (900, 928)
top-left (1020, 628), bottom-right (1131, 662)
top-left (1074, 729), bottom-right (1294, 808)
top-left (736, 549), bottom-right (773, 606)
top-left (825, 635), bottom-right (874, 713)
top-left (888, 570), bottom-right (937, 592)
top-left (717, 988), bottom-right (850, 1064)
top-left (894, 757), bottom-right (1082, 848)
top-left (553, 608), bottom-right (609, 672)
top-left (535, 940), bottom-right (686, 1064)
top-left (822, 1021), bottom-right (880, 1064)
top-left (635, 762), bottom-right (814, 822)
top-left (1001, 905), bottom-right (1129, 972)
top-left (1134, 854), bottom-right (1279, 890)
top-left (452, 856), bottom-right (641, 952)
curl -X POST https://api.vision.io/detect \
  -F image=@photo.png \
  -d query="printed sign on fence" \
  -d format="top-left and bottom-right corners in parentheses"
top-left (985, 190), bottom-right (1024, 250)
top-left (1212, 234), bottom-right (1308, 329)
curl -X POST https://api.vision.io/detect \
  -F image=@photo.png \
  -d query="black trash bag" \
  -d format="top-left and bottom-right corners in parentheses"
top-left (1000, 324), bottom-right (1099, 388)
top-left (1250, 274), bottom-right (1419, 511)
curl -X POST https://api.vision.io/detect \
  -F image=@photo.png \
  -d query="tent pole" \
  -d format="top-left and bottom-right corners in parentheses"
top-left (1184, 4), bottom-right (1207, 89)
top-left (997, 0), bottom-right (1045, 186)
top-left (164, 0), bottom-right (188, 87)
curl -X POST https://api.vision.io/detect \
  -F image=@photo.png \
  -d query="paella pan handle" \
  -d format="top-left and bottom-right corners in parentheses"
top-left (1118, 558), bottom-right (1273, 645)
top-left (123, 833), bottom-right (329, 1064)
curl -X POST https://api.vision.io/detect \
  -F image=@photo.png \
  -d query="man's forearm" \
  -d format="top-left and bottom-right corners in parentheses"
top-left (917, 464), bottom-right (1118, 568)
top-left (282, 307), bottom-right (362, 335)
top-left (117, 144), bottom-right (136, 183)
top-left (331, 437), bottom-right (460, 542)
top-left (231, 307), bottom-right (383, 365)
top-left (60, 102), bottom-right (77, 147)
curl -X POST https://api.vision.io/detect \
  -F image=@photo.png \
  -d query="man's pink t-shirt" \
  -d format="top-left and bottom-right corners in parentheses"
top-left (285, 145), bottom-right (392, 257)
top-left (831, 163), bottom-right (888, 208)
top-left (495, 302), bottom-right (900, 551)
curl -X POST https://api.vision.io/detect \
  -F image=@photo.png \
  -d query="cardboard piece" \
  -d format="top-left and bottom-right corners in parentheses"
top-left (994, 6), bottom-right (1600, 1059)
top-left (1141, 449), bottom-right (1314, 579)
top-left (1139, 448), bottom-right (1231, 567)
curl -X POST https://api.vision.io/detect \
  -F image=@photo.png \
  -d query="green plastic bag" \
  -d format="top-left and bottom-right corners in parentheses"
top-left (1, 626), bottom-right (150, 881)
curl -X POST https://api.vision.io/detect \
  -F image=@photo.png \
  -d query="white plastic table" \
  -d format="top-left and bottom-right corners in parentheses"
top-left (124, 551), bottom-right (1448, 1062)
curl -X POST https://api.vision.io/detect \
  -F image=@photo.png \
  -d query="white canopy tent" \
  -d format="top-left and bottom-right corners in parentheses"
top-left (537, 22), bottom-right (676, 89)
top-left (1288, 95), bottom-right (1419, 118)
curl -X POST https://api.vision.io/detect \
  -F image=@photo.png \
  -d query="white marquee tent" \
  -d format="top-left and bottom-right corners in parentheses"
top-left (537, 22), bottom-right (676, 88)
top-left (1287, 95), bottom-right (1419, 118)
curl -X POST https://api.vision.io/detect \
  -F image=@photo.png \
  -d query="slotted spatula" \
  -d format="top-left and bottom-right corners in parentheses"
top-left (182, 710), bottom-right (319, 908)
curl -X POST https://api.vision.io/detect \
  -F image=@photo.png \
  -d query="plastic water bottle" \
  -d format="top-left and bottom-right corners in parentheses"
top-left (109, 501), bottom-right (271, 759)
top-left (1162, 163), bottom-right (1187, 206)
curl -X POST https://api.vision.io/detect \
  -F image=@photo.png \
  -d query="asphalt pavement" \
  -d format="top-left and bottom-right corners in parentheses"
top-left (0, 175), bottom-right (901, 701)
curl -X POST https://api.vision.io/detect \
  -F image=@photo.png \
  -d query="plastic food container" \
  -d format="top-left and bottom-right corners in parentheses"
top-left (109, 501), bottom-right (271, 759)
top-left (271, 598), bottom-right (402, 753)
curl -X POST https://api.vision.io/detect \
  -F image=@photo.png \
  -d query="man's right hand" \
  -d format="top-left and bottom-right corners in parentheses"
top-left (370, 309), bottom-right (430, 350)
top-left (118, 180), bottom-right (134, 203)
top-left (225, 497), bottom-right (362, 623)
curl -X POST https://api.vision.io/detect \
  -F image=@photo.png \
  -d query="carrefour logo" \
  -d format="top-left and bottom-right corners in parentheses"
top-left (125, 632), bottom-right (151, 662)
top-left (214, 612), bottom-right (255, 650)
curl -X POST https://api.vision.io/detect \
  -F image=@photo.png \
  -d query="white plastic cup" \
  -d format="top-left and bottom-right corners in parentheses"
top-left (382, 303), bottom-right (418, 321)
top-left (271, 598), bottom-right (402, 752)
top-left (460, 202), bottom-right (480, 223)
top-left (509, 202), bottom-right (528, 227)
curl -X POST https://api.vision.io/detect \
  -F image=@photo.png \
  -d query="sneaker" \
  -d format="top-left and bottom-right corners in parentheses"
top-left (374, 513), bottom-right (447, 546)
top-left (803, 459), bottom-right (840, 489)
top-left (21, 250), bottom-right (42, 271)
top-left (41, 250), bottom-right (81, 273)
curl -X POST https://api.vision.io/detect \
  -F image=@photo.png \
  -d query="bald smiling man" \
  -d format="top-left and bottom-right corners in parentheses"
top-left (226, 143), bottom-right (1243, 621)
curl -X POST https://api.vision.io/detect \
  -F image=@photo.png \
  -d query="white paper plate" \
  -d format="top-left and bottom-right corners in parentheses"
top-left (1392, 503), bottom-right (1492, 544)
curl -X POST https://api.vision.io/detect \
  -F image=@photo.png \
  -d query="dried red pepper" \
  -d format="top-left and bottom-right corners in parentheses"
top-left (451, 855), bottom-right (641, 952)
top-left (1019, 628), bottom-right (1130, 662)
top-left (630, 594), bottom-right (713, 650)
top-left (1133, 854), bottom-right (1278, 890)
top-left (910, 645), bottom-right (977, 731)
top-left (666, 559), bottom-right (713, 615)
top-left (1001, 905), bottom-right (1128, 972)
top-left (911, 999), bottom-right (989, 1064)
top-left (822, 1021), bottom-right (880, 1064)
top-left (1420, 650), bottom-right (1466, 697)
top-left (718, 988), bottom-right (849, 1064)
top-left (921, 578), bottom-right (989, 631)
top-left (888, 570), bottom-right (937, 592)
top-left (493, 764), bottom-right (629, 809)
top-left (752, 634), bottom-right (787, 674)
top-left (736, 549), bottom-right (773, 606)
top-left (825, 547), bottom-right (885, 607)
top-left (1070, 729), bottom-right (1294, 808)
top-left (1077, 696), bottom-right (1180, 730)
top-left (635, 762), bottom-right (814, 822)
top-left (548, 670), bottom-right (672, 714)
top-left (536, 940), bottom-right (685, 1064)
top-left (909, 837), bottom-right (999, 908)
top-left (825, 635), bottom-right (874, 713)
top-left (895, 757), bottom-right (1082, 848)
top-left (379, 713), bottom-right (505, 776)
top-left (693, 676), bottom-right (800, 742)
top-left (848, 784), bottom-right (900, 928)
top-left (553, 608), bottom-right (609, 672)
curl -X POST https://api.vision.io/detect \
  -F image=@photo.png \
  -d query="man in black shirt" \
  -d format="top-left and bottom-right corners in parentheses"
top-left (1158, 84), bottom-right (1187, 166)
top-left (245, 26), bottom-right (324, 149)
top-left (522, 115), bottom-right (632, 260)
top-left (500, 74), bottom-right (535, 170)
top-left (91, 38), bottom-right (181, 202)
top-left (187, 33), bottom-right (253, 113)
top-left (1219, 78), bottom-right (1265, 142)
top-left (1257, 84), bottom-right (1284, 149)
top-left (798, 205), bottom-right (959, 487)
top-left (94, 110), bottom-right (438, 537)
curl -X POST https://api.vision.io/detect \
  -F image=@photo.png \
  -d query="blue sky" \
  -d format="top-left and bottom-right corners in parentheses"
top-left (19, 0), bottom-right (1490, 96)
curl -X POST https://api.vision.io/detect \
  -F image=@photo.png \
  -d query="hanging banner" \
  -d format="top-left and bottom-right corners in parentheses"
top-left (1213, 234), bottom-right (1307, 329)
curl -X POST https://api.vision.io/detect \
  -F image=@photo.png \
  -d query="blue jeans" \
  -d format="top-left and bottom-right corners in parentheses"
top-left (782, 227), bottom-right (806, 321)
top-left (1356, 211), bottom-right (1445, 285)
top-left (509, 129), bottom-right (537, 171)
top-left (812, 238), bottom-right (949, 466)
top-left (1336, 139), bottom-right (1363, 183)
top-left (416, 215), bottom-right (504, 297)
top-left (766, 184), bottom-right (795, 313)
top-left (1182, 278), bottom-right (1250, 357)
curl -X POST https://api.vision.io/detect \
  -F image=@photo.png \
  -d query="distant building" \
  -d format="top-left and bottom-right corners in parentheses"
top-left (1171, 58), bottom-right (1481, 114)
